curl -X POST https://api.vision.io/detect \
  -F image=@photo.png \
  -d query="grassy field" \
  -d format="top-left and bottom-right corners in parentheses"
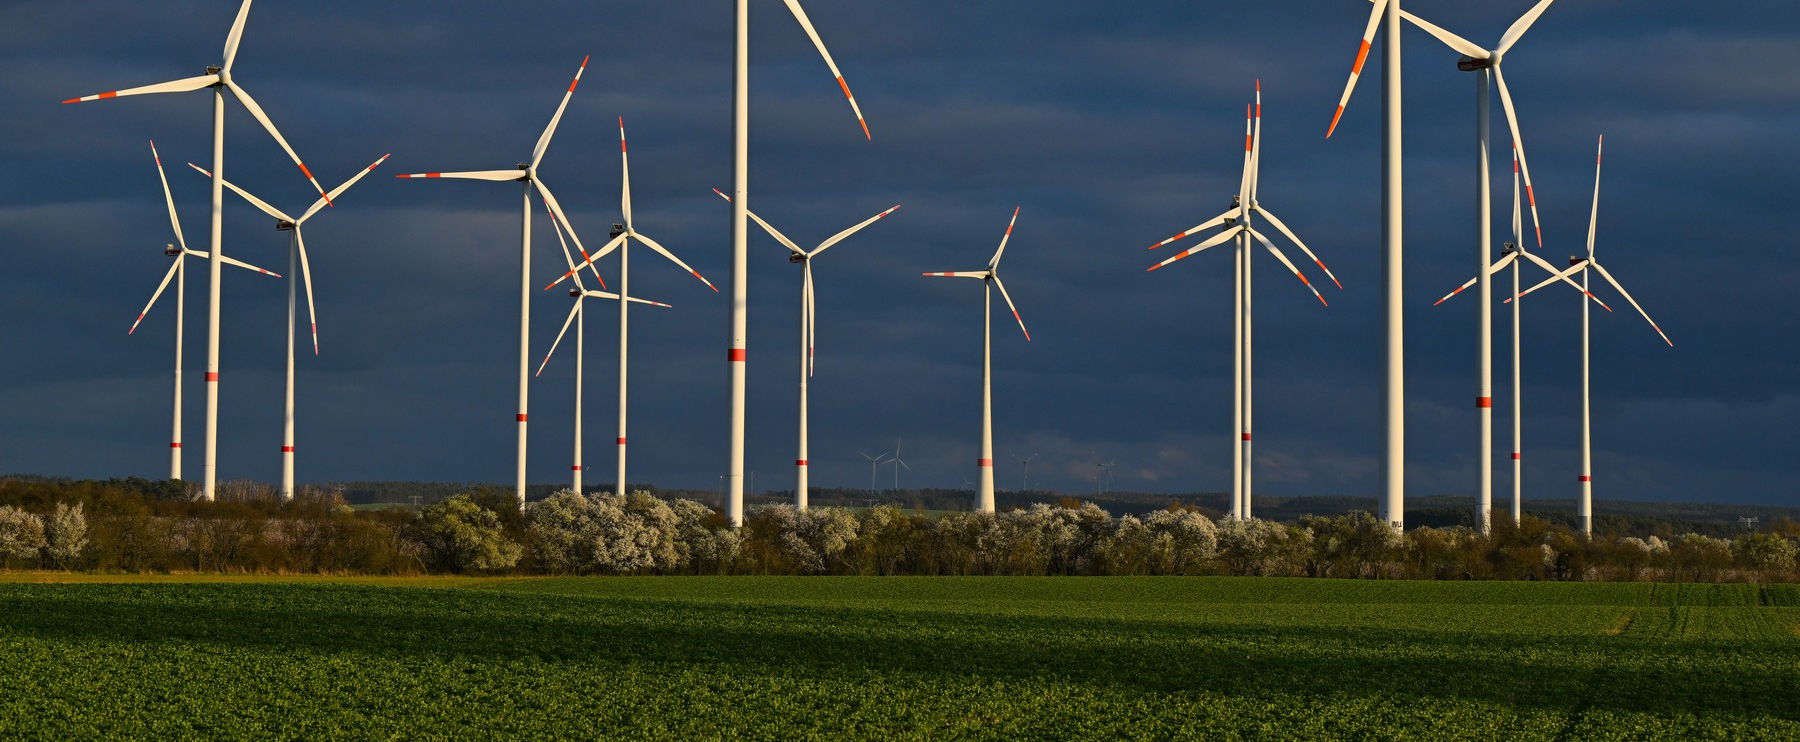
top-left (1, 575), bottom-right (1795, 740)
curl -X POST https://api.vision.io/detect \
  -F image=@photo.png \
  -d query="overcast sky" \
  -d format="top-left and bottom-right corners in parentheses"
top-left (2, 1), bottom-right (1793, 507)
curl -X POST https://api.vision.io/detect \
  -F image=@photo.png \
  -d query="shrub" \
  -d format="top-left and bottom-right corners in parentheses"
top-left (1733, 532), bottom-right (1798, 574)
top-left (402, 494), bottom-right (522, 573)
top-left (1143, 507), bottom-right (1219, 574)
top-left (43, 502), bottom-right (88, 569)
top-left (1218, 518), bottom-right (1309, 577)
top-left (0, 505), bottom-right (47, 563)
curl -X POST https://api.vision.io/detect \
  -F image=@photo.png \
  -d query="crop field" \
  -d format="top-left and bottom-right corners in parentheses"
top-left (0, 576), bottom-right (1795, 740)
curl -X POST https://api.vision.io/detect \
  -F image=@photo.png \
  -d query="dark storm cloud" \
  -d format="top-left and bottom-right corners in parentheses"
top-left (2, 1), bottom-right (1793, 506)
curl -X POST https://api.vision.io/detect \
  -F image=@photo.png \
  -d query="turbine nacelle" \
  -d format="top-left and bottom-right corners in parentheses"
top-left (1501, 242), bottom-right (1518, 255)
top-left (163, 243), bottom-right (181, 257)
top-left (275, 221), bottom-right (295, 231)
top-left (1456, 55), bottom-right (1493, 72)
top-left (568, 288), bottom-right (582, 299)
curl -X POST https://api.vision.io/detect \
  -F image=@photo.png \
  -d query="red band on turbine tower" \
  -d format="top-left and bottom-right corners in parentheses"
top-left (795, 460), bottom-right (808, 466)
top-left (281, 446), bottom-right (294, 453)
top-left (205, 372), bottom-right (218, 382)
top-left (727, 348), bottom-right (746, 362)
top-left (170, 442), bottom-right (182, 449)
top-left (1579, 475), bottom-right (1592, 482)
top-left (1511, 453), bottom-right (1521, 460)
top-left (572, 465), bottom-right (583, 471)
top-left (616, 438), bottom-right (627, 445)
top-left (517, 414), bottom-right (528, 422)
top-left (1242, 433), bottom-right (1252, 441)
top-left (977, 459), bottom-right (993, 467)
top-left (1477, 397), bottom-right (1493, 408)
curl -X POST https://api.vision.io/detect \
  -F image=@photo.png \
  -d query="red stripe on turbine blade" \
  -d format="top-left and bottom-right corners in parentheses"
top-left (977, 459), bottom-right (994, 467)
top-left (728, 348), bottom-right (746, 362)
top-left (1477, 397), bottom-right (1493, 408)
top-left (1351, 40), bottom-right (1371, 75)
top-left (837, 76), bottom-right (852, 99)
top-left (205, 372), bottom-right (218, 382)
top-left (100, 91), bottom-right (118, 100)
top-left (1327, 106), bottom-right (1346, 139)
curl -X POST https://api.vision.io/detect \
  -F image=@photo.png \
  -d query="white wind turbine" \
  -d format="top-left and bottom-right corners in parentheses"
top-left (188, 154), bottom-right (390, 499)
top-left (1389, 0), bottom-right (1561, 533)
top-left (886, 438), bottom-right (913, 492)
top-left (1145, 85), bottom-right (1337, 521)
top-left (1327, 0), bottom-right (1407, 529)
top-left (710, 189), bottom-right (901, 509)
top-left (547, 117), bottom-right (718, 499)
top-left (1432, 145), bottom-right (1610, 523)
top-left (128, 140), bottom-right (280, 481)
top-left (396, 56), bottom-right (598, 509)
top-left (535, 199), bottom-right (672, 496)
top-left (923, 208), bottom-right (1031, 513)
top-left (857, 449), bottom-right (890, 492)
top-left (1515, 136), bottom-right (1672, 535)
top-left (66, 0), bottom-right (331, 500)
top-left (722, 0), bottom-right (875, 526)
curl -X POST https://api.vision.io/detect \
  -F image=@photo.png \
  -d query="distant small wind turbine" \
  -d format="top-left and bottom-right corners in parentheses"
top-left (186, 153), bottom-right (389, 499)
top-left (923, 207), bottom-right (1032, 513)
top-left (857, 449), bottom-right (890, 492)
top-left (128, 141), bottom-right (279, 482)
top-left (1013, 452), bottom-right (1038, 492)
top-left (887, 438), bottom-right (912, 491)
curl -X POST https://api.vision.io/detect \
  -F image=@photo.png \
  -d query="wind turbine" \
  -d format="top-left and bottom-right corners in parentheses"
top-left (1432, 146), bottom-right (1609, 523)
top-left (395, 56), bottom-right (595, 509)
top-left (857, 449), bottom-right (890, 492)
top-left (548, 117), bottom-right (718, 499)
top-left (187, 154), bottom-right (390, 499)
top-left (65, 0), bottom-right (331, 500)
top-left (923, 207), bottom-right (1031, 513)
top-left (722, 0), bottom-right (875, 526)
top-left (1146, 85), bottom-right (1336, 521)
top-left (1515, 136), bottom-right (1672, 535)
top-left (128, 140), bottom-right (280, 481)
top-left (1327, 0), bottom-right (1406, 530)
top-left (1095, 456), bottom-right (1117, 496)
top-left (709, 189), bottom-right (901, 509)
top-left (1390, 0), bottom-right (1559, 534)
top-left (1013, 452), bottom-right (1038, 491)
top-left (534, 199), bottom-right (671, 496)
top-left (887, 438), bottom-right (913, 491)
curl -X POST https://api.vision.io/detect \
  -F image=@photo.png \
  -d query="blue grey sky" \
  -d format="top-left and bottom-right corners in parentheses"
top-left (2, 1), bottom-right (1793, 505)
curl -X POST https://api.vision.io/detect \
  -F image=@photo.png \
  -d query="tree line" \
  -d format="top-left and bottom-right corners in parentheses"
top-left (0, 477), bottom-right (1795, 581)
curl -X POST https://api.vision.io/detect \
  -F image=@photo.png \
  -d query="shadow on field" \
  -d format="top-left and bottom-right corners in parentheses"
top-left (1, 582), bottom-right (1794, 722)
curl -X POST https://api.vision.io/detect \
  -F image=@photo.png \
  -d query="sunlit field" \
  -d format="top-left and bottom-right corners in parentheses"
top-left (2, 575), bottom-right (1795, 739)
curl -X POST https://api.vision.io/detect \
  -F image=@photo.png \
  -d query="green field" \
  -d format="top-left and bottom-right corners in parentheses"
top-left (1, 576), bottom-right (1795, 739)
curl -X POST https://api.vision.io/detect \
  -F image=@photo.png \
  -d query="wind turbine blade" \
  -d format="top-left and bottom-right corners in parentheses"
top-left (1250, 81), bottom-right (1262, 201)
top-left (595, 292), bottom-right (674, 309)
top-left (1431, 253), bottom-right (1516, 307)
top-left (1394, 6), bottom-right (1489, 59)
top-left (544, 233), bottom-right (627, 291)
top-left (1255, 205), bottom-right (1342, 289)
top-left (299, 154), bottom-right (390, 223)
top-left (711, 189), bottom-right (805, 257)
top-left (1511, 146), bottom-right (1523, 246)
top-left (782, 0), bottom-right (871, 140)
top-left (633, 231), bottom-right (718, 292)
top-left (394, 169), bottom-right (525, 181)
top-left (1238, 102), bottom-right (1254, 204)
top-left (1586, 135), bottom-right (1603, 260)
top-left (535, 179), bottom-right (605, 283)
top-left (1496, 0), bottom-right (1559, 57)
top-left (221, 0), bottom-right (253, 73)
top-left (533, 56), bottom-right (590, 170)
top-left (225, 80), bottom-right (330, 204)
top-left (1145, 207), bottom-right (1240, 250)
top-left (63, 75), bottom-right (218, 104)
top-left (1493, 68), bottom-right (1544, 250)
top-left (989, 206), bottom-right (1020, 269)
top-left (186, 162), bottom-right (293, 222)
top-left (149, 141), bottom-right (188, 252)
top-left (1591, 262), bottom-right (1673, 347)
top-left (128, 259), bottom-right (183, 334)
top-left (1328, 0), bottom-right (1389, 139)
top-left (812, 204), bottom-right (902, 257)
top-left (216, 253), bottom-right (280, 277)
top-left (1147, 225), bottom-right (1243, 271)
top-left (296, 229), bottom-right (320, 355)
top-left (542, 196), bottom-right (587, 292)
top-left (993, 275), bottom-right (1031, 341)
top-left (920, 271), bottom-right (990, 279)
top-left (536, 300), bottom-right (583, 376)
top-left (618, 116), bottom-right (632, 233)
top-left (1249, 227), bottom-right (1328, 307)
top-left (804, 260), bottom-right (817, 376)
